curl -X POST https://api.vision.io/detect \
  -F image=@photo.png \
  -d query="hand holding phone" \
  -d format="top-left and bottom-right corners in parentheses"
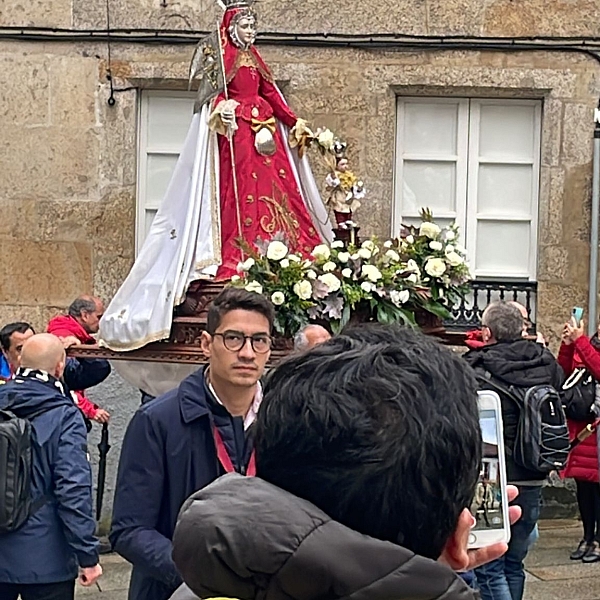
top-left (572, 307), bottom-right (584, 327)
top-left (468, 391), bottom-right (511, 549)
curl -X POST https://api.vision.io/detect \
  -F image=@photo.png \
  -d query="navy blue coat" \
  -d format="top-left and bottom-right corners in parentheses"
top-left (64, 357), bottom-right (111, 391)
top-left (110, 367), bottom-right (253, 600)
top-left (0, 371), bottom-right (99, 584)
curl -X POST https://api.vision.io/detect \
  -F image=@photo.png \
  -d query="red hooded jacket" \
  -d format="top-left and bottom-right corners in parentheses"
top-left (557, 336), bottom-right (600, 483)
top-left (47, 315), bottom-right (99, 420)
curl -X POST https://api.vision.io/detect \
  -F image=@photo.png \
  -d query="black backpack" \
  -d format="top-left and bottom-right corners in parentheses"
top-left (0, 399), bottom-right (48, 533)
top-left (478, 374), bottom-right (570, 474)
top-left (561, 368), bottom-right (597, 422)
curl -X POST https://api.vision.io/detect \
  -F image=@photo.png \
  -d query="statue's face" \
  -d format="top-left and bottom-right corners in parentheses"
top-left (236, 17), bottom-right (257, 47)
top-left (337, 158), bottom-right (349, 173)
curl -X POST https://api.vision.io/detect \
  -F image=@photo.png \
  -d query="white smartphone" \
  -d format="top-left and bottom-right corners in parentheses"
top-left (468, 390), bottom-right (511, 549)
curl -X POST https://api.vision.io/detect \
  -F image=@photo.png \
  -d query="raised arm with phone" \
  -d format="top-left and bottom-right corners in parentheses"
top-left (557, 308), bottom-right (600, 562)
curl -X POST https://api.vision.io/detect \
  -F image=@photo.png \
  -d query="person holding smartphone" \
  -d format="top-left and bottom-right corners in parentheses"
top-left (464, 301), bottom-right (564, 600)
top-left (558, 311), bottom-right (600, 562)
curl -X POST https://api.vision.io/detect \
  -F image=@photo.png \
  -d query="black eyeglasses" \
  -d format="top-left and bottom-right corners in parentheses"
top-left (212, 330), bottom-right (272, 354)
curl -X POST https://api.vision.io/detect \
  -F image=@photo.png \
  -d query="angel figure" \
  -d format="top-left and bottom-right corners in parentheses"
top-left (325, 153), bottom-right (365, 229)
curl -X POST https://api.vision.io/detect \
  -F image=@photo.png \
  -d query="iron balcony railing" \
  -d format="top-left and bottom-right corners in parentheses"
top-left (445, 280), bottom-right (538, 332)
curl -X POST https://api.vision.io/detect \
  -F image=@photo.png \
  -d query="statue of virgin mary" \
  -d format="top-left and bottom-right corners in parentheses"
top-left (99, 0), bottom-right (332, 351)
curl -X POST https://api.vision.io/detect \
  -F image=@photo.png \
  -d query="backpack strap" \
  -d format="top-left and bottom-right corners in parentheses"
top-left (476, 371), bottom-right (524, 408)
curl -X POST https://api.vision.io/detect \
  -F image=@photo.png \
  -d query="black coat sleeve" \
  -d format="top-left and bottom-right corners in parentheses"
top-left (64, 358), bottom-right (111, 391)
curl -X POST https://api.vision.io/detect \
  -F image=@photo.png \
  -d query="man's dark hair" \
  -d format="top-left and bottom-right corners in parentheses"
top-left (482, 301), bottom-right (524, 342)
top-left (256, 324), bottom-right (481, 560)
top-left (68, 297), bottom-right (98, 319)
top-left (206, 287), bottom-right (275, 334)
top-left (0, 322), bottom-right (35, 351)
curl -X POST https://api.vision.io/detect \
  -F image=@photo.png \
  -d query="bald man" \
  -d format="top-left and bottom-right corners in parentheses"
top-left (294, 325), bottom-right (332, 352)
top-left (509, 301), bottom-right (546, 345)
top-left (0, 334), bottom-right (102, 599)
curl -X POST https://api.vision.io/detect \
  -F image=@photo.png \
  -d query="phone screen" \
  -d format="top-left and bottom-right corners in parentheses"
top-left (470, 409), bottom-right (505, 532)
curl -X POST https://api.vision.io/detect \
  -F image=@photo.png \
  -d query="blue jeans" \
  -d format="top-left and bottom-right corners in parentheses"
top-left (475, 485), bottom-right (542, 600)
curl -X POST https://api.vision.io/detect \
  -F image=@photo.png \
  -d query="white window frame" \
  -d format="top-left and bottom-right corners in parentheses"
top-left (465, 99), bottom-right (541, 280)
top-left (394, 96), bottom-right (542, 282)
top-left (136, 90), bottom-right (197, 255)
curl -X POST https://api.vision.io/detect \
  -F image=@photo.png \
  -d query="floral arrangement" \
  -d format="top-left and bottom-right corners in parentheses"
top-left (232, 210), bottom-right (470, 338)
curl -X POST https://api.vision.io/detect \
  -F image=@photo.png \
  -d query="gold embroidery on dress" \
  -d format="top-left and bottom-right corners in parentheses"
top-left (227, 50), bottom-right (273, 84)
top-left (259, 183), bottom-right (300, 246)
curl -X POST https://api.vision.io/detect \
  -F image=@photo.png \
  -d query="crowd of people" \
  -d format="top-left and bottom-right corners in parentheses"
top-left (1, 288), bottom-right (600, 600)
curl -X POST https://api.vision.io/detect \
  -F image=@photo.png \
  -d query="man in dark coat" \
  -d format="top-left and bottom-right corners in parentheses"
top-left (171, 325), bottom-right (521, 600)
top-left (0, 334), bottom-right (102, 599)
top-left (464, 301), bottom-right (564, 600)
top-left (110, 288), bottom-right (275, 600)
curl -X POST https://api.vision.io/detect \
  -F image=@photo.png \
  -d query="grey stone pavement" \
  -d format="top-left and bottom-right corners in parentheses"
top-left (75, 519), bottom-right (600, 600)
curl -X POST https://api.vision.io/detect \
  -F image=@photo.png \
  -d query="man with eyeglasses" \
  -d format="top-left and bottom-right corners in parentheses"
top-left (110, 287), bottom-right (275, 600)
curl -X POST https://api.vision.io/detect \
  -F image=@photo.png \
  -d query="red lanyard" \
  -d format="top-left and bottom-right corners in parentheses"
top-left (212, 425), bottom-right (256, 477)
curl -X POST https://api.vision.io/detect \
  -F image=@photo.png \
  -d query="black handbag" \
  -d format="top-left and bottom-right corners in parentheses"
top-left (561, 368), bottom-right (597, 422)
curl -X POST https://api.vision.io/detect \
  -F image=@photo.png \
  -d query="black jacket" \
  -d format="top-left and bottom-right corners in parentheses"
top-left (464, 339), bottom-right (565, 482)
top-left (172, 474), bottom-right (478, 600)
top-left (110, 367), bottom-right (255, 600)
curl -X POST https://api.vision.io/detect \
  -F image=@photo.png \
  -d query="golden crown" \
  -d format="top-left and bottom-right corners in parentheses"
top-left (217, 0), bottom-right (256, 9)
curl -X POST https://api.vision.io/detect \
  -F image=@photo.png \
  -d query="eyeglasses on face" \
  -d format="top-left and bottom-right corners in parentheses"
top-left (212, 330), bottom-right (272, 354)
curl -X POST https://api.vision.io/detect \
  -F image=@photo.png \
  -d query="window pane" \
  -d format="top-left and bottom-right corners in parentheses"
top-left (403, 102), bottom-right (459, 155)
top-left (146, 95), bottom-right (195, 151)
top-left (478, 164), bottom-right (533, 217)
top-left (144, 209), bottom-right (157, 241)
top-left (476, 221), bottom-right (531, 276)
top-left (146, 154), bottom-right (179, 209)
top-left (403, 161), bottom-right (456, 216)
top-left (479, 104), bottom-right (536, 162)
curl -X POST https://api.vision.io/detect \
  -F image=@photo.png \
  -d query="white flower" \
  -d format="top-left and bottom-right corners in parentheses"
top-left (445, 230), bottom-right (456, 241)
top-left (323, 261), bottom-right (337, 272)
top-left (420, 222), bottom-right (442, 239)
top-left (357, 248), bottom-right (372, 260)
top-left (407, 273), bottom-right (419, 284)
top-left (331, 240), bottom-right (345, 249)
top-left (362, 240), bottom-right (376, 252)
top-left (407, 259), bottom-right (420, 274)
top-left (342, 268), bottom-right (353, 278)
top-left (318, 273), bottom-right (342, 293)
top-left (318, 128), bottom-right (335, 151)
top-left (312, 244), bottom-right (331, 260)
top-left (337, 252), bottom-right (350, 263)
top-left (445, 244), bottom-right (455, 254)
top-left (383, 240), bottom-right (394, 248)
top-left (266, 240), bottom-right (289, 261)
top-left (245, 281), bottom-right (263, 294)
top-left (425, 258), bottom-right (447, 278)
top-left (288, 254), bottom-right (302, 262)
top-left (429, 241), bottom-right (443, 252)
top-left (231, 275), bottom-right (241, 282)
top-left (271, 291), bottom-right (285, 306)
top-left (362, 264), bottom-right (383, 282)
top-left (293, 280), bottom-right (313, 300)
top-left (406, 235), bottom-right (415, 244)
top-left (237, 257), bottom-right (255, 272)
top-left (385, 249), bottom-right (400, 262)
top-left (280, 259), bottom-right (290, 269)
top-left (361, 281), bottom-right (375, 293)
top-left (351, 253), bottom-right (360, 260)
top-left (390, 290), bottom-right (410, 307)
top-left (306, 270), bottom-right (317, 280)
top-left (446, 251), bottom-right (464, 267)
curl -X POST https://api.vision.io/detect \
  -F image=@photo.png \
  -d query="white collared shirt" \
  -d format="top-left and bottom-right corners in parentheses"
top-left (208, 381), bottom-right (263, 431)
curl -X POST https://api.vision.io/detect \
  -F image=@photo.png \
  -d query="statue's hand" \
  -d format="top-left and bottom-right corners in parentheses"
top-left (209, 99), bottom-right (240, 136)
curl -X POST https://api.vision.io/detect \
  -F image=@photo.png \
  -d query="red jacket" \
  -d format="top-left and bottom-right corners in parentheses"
top-left (558, 336), bottom-right (600, 483)
top-left (47, 315), bottom-right (95, 345)
top-left (47, 315), bottom-right (99, 420)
